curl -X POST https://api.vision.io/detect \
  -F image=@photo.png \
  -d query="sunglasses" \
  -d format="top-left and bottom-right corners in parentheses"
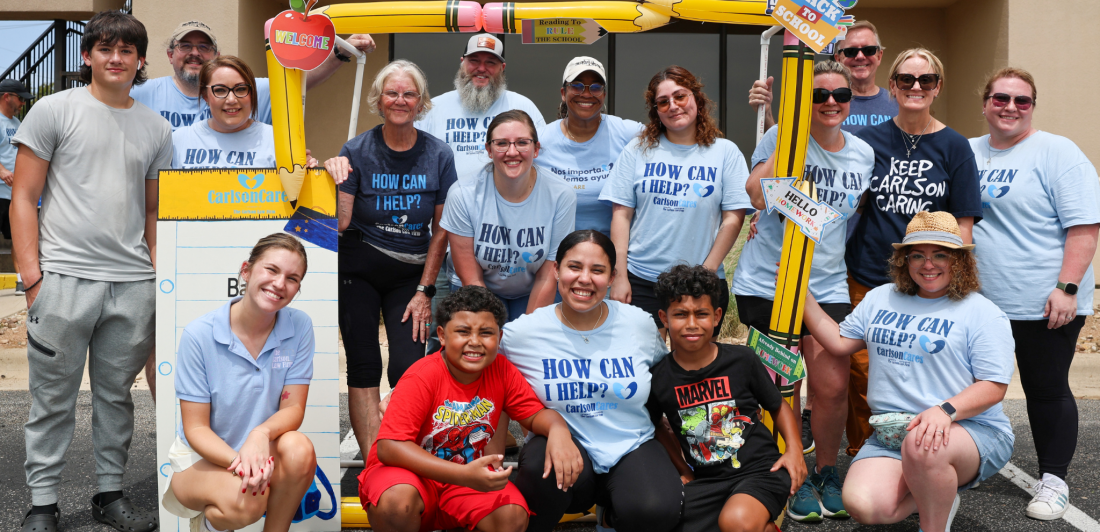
top-left (837, 45), bottom-right (882, 58)
top-left (208, 83), bottom-right (251, 99)
top-left (654, 91), bottom-right (692, 112)
top-left (987, 93), bottom-right (1034, 110)
top-left (812, 87), bottom-right (853, 104)
top-left (893, 73), bottom-right (940, 91)
top-left (566, 82), bottom-right (605, 95)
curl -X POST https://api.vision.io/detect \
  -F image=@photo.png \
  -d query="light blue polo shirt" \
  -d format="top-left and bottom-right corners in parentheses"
top-left (175, 297), bottom-right (315, 451)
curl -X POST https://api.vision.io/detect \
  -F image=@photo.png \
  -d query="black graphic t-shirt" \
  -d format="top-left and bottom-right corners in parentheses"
top-left (847, 121), bottom-right (982, 287)
top-left (646, 343), bottom-right (783, 479)
top-left (338, 124), bottom-right (458, 255)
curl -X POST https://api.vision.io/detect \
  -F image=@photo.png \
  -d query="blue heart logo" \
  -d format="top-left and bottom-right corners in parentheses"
top-left (847, 194), bottom-right (859, 208)
top-left (988, 185), bottom-right (1010, 199)
top-left (521, 249), bottom-right (545, 263)
top-left (238, 173), bottom-right (264, 189)
top-left (392, 215), bottom-right (408, 225)
top-left (919, 335), bottom-right (946, 354)
top-left (693, 184), bottom-right (715, 198)
top-left (613, 382), bottom-right (638, 400)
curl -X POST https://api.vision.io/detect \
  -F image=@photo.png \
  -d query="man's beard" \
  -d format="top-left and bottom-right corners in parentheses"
top-left (176, 63), bottom-right (201, 90)
top-left (454, 67), bottom-right (506, 114)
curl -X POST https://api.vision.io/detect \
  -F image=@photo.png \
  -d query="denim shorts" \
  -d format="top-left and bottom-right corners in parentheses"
top-left (852, 418), bottom-right (1014, 491)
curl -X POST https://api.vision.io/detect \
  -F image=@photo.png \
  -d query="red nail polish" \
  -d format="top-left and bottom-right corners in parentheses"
top-left (242, 488), bottom-right (246, 493)
top-left (252, 491), bottom-right (256, 496)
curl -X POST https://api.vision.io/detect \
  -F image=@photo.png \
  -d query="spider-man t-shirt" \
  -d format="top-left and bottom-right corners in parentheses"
top-left (365, 350), bottom-right (545, 473)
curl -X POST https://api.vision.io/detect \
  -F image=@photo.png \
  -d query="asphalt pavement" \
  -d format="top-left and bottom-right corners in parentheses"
top-left (6, 390), bottom-right (1100, 531)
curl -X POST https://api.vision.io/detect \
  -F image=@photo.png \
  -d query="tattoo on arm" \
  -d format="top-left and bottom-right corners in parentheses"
top-left (281, 391), bottom-right (291, 401)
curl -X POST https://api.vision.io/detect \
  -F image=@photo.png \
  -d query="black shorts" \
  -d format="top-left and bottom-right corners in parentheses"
top-left (681, 467), bottom-right (792, 531)
top-left (627, 271), bottom-right (729, 334)
top-left (735, 294), bottom-right (851, 338)
top-left (0, 198), bottom-right (11, 240)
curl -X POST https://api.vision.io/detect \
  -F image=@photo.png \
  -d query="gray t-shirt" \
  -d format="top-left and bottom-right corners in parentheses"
top-left (841, 86), bottom-right (898, 134)
top-left (13, 87), bottom-right (172, 281)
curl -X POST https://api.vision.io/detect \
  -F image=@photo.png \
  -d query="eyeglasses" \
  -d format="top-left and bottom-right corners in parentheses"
top-left (907, 251), bottom-right (952, 267)
top-left (175, 42), bottom-right (214, 55)
top-left (382, 90), bottom-right (421, 102)
top-left (987, 93), bottom-right (1034, 110)
top-left (893, 73), bottom-right (941, 91)
top-left (654, 91), bottom-right (692, 112)
top-left (812, 87), bottom-right (853, 104)
top-left (207, 83), bottom-right (251, 99)
top-left (488, 138), bottom-right (535, 153)
top-left (837, 45), bottom-right (882, 58)
top-left (566, 82), bottom-right (605, 95)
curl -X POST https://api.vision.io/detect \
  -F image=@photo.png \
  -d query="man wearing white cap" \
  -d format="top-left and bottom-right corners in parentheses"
top-left (417, 33), bottom-right (546, 358)
top-left (132, 20), bottom-right (376, 131)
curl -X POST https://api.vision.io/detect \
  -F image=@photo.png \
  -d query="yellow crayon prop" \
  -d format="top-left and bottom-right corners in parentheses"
top-left (759, 33), bottom-right (815, 453)
top-left (643, 0), bottom-right (775, 26)
top-left (266, 42), bottom-right (308, 204)
top-left (481, 2), bottom-right (670, 33)
top-left (314, 1), bottom-right (484, 35)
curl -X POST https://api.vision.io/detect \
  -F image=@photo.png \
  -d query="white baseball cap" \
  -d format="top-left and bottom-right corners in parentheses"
top-left (562, 56), bottom-right (606, 84)
top-left (463, 34), bottom-right (504, 61)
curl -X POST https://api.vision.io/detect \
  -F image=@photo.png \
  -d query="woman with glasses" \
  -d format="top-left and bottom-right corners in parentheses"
top-left (969, 68), bottom-right (1100, 521)
top-left (804, 211), bottom-right (1015, 532)
top-left (441, 109), bottom-right (576, 320)
top-left (600, 65), bottom-right (751, 335)
top-left (171, 56), bottom-right (316, 170)
top-left (322, 59), bottom-right (458, 458)
top-left (735, 60), bottom-right (874, 523)
top-left (843, 48), bottom-right (982, 457)
top-left (537, 57), bottom-right (642, 237)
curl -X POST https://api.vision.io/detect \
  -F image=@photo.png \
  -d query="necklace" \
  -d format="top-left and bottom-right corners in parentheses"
top-left (564, 114), bottom-right (601, 143)
top-left (558, 302), bottom-right (605, 344)
top-left (985, 129), bottom-right (1035, 167)
top-left (896, 116), bottom-right (933, 158)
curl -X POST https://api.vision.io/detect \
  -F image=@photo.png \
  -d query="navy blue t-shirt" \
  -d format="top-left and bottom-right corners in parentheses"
top-left (847, 121), bottom-right (982, 287)
top-left (338, 125), bottom-right (458, 255)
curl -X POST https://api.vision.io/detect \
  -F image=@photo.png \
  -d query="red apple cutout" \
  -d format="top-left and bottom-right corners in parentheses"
top-left (267, 9), bottom-right (336, 71)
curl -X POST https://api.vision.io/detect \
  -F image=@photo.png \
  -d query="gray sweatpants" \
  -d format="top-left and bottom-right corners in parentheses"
top-left (24, 271), bottom-right (155, 505)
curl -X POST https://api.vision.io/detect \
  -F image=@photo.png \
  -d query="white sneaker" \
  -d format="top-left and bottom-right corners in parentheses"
top-left (1027, 473), bottom-right (1070, 520)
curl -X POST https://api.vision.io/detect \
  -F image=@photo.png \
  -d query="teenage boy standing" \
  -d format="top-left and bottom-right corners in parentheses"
top-left (12, 11), bottom-right (170, 532)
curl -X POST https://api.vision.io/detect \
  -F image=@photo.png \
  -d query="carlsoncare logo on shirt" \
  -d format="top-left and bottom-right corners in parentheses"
top-left (641, 162), bottom-right (718, 212)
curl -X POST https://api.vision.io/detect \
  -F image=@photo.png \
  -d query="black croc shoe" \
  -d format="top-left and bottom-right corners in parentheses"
top-left (21, 508), bottom-right (59, 532)
top-left (91, 495), bottom-right (159, 532)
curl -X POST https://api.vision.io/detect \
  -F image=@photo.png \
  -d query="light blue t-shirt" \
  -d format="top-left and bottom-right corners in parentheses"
top-left (0, 113), bottom-right (19, 200)
top-left (415, 90), bottom-right (546, 182)
top-left (537, 115), bottom-right (643, 236)
top-left (174, 297), bottom-right (315, 451)
top-left (839, 285), bottom-right (1015, 436)
top-left (501, 301), bottom-right (668, 473)
top-left (599, 136), bottom-right (752, 281)
top-left (131, 76), bottom-right (273, 131)
top-left (440, 166), bottom-right (576, 298)
top-left (171, 120), bottom-right (276, 170)
top-left (733, 126), bottom-right (874, 303)
top-left (971, 131), bottom-right (1100, 320)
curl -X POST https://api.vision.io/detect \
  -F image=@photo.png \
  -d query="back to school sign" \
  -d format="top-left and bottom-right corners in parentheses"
top-left (771, 0), bottom-right (843, 52)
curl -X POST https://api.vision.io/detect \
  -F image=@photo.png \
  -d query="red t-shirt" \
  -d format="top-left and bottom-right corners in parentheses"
top-left (365, 350), bottom-right (545, 472)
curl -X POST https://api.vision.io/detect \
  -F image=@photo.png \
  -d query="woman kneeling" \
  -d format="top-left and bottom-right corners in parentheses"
top-left (162, 234), bottom-right (318, 532)
top-left (803, 212), bottom-right (1015, 532)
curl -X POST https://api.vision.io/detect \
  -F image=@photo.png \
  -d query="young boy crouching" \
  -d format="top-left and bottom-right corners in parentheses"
top-left (646, 265), bottom-right (807, 532)
top-left (359, 286), bottom-right (581, 532)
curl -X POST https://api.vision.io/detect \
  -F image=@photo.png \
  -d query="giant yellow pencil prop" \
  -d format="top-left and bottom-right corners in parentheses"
top-left (482, 2), bottom-right (670, 33)
top-left (314, 1), bottom-right (484, 34)
top-left (760, 32), bottom-right (814, 453)
top-left (643, 0), bottom-right (774, 26)
top-left (266, 37), bottom-right (308, 204)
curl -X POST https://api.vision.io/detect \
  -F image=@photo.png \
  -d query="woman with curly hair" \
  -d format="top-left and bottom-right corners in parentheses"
top-left (599, 65), bottom-right (751, 335)
top-left (802, 211), bottom-right (1015, 532)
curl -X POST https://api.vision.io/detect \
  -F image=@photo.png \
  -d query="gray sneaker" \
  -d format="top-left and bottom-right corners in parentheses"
top-left (15, 280), bottom-right (25, 296)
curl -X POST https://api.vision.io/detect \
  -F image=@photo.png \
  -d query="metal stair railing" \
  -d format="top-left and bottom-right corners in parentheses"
top-left (0, 19), bottom-right (86, 120)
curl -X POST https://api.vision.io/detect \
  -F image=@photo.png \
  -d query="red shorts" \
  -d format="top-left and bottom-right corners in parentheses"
top-left (359, 465), bottom-right (530, 532)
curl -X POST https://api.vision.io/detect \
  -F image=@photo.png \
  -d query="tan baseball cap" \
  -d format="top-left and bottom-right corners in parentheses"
top-left (170, 20), bottom-right (218, 50)
top-left (463, 34), bottom-right (504, 61)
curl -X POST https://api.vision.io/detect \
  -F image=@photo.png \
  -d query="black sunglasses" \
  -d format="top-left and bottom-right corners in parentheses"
top-left (893, 73), bottom-right (940, 91)
top-left (837, 45), bottom-right (881, 58)
top-left (987, 93), bottom-right (1034, 110)
top-left (812, 87), bottom-right (853, 104)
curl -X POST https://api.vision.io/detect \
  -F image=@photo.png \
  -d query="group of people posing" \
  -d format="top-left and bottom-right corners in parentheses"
top-left (7, 10), bottom-right (1098, 532)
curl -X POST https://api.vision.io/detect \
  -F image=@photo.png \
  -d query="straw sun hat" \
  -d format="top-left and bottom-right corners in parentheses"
top-left (891, 211), bottom-right (975, 251)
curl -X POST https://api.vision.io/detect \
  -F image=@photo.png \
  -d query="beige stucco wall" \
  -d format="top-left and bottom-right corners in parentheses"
top-left (0, 0), bottom-right (123, 20)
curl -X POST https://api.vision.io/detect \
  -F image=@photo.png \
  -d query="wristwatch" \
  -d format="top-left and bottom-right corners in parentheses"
top-left (333, 48), bottom-right (352, 63)
top-left (1057, 281), bottom-right (1079, 296)
top-left (937, 401), bottom-right (957, 422)
top-left (416, 284), bottom-right (437, 298)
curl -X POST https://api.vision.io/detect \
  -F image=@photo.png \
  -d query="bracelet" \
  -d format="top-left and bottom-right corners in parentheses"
top-left (333, 48), bottom-right (352, 62)
top-left (25, 276), bottom-right (43, 292)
